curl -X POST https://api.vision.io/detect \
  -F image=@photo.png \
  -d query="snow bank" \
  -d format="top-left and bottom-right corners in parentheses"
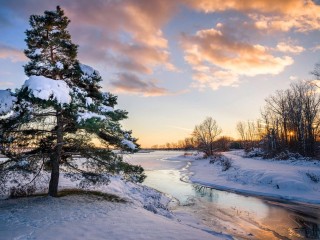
top-left (187, 150), bottom-right (320, 204)
top-left (23, 75), bottom-right (71, 105)
top-left (0, 165), bottom-right (223, 240)
top-left (0, 195), bottom-right (220, 240)
top-left (0, 90), bottom-right (16, 115)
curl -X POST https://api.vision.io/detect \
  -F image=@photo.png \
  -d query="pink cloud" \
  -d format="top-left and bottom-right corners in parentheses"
top-left (0, 44), bottom-right (27, 62)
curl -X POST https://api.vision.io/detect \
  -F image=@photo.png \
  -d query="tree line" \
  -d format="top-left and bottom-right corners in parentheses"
top-left (152, 65), bottom-right (320, 158)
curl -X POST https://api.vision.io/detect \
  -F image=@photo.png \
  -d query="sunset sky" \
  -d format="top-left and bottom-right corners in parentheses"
top-left (0, 0), bottom-right (320, 147)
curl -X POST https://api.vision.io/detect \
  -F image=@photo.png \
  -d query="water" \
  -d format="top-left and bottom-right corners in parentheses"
top-left (124, 151), bottom-right (320, 239)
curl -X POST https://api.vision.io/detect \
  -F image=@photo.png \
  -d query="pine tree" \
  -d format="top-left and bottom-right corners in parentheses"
top-left (0, 6), bottom-right (145, 197)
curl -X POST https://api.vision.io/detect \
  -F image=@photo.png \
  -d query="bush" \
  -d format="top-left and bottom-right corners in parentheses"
top-left (245, 148), bottom-right (264, 158)
top-left (220, 158), bottom-right (232, 171)
top-left (9, 185), bottom-right (36, 198)
top-left (209, 153), bottom-right (232, 171)
top-left (209, 152), bottom-right (223, 163)
top-left (306, 172), bottom-right (320, 183)
top-left (274, 151), bottom-right (308, 160)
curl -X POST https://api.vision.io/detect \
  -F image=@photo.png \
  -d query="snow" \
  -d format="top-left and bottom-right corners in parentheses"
top-left (23, 75), bottom-right (71, 105)
top-left (122, 139), bottom-right (136, 149)
top-left (0, 172), bottom-right (221, 240)
top-left (0, 195), bottom-right (219, 240)
top-left (56, 61), bottom-right (63, 69)
top-left (0, 90), bottom-right (16, 115)
top-left (85, 97), bottom-right (93, 106)
top-left (77, 111), bottom-right (107, 122)
top-left (186, 150), bottom-right (320, 204)
top-left (99, 104), bottom-right (114, 113)
top-left (80, 64), bottom-right (99, 76)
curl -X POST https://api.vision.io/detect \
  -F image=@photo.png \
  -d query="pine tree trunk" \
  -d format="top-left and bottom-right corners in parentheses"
top-left (48, 110), bottom-right (63, 197)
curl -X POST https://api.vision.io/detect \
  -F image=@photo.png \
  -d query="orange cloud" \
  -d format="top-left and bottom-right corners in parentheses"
top-left (184, 0), bottom-right (320, 32)
top-left (182, 27), bottom-right (293, 75)
top-left (181, 26), bottom-right (294, 90)
top-left (184, 0), bottom-right (306, 14)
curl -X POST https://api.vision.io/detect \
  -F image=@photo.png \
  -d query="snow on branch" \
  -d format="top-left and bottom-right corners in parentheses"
top-left (121, 139), bottom-right (136, 150)
top-left (0, 90), bottom-right (16, 115)
top-left (77, 111), bottom-right (107, 122)
top-left (80, 64), bottom-right (100, 77)
top-left (23, 75), bottom-right (71, 105)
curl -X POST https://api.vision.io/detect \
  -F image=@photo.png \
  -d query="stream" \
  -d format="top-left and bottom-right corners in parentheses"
top-left (125, 151), bottom-right (320, 240)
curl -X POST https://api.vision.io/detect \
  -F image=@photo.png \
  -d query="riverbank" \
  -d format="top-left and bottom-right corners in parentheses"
top-left (186, 150), bottom-right (320, 205)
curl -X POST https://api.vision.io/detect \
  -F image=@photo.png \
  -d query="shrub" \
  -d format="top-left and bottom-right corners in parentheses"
top-left (306, 172), bottom-right (320, 183)
top-left (9, 185), bottom-right (36, 198)
top-left (209, 153), bottom-right (232, 171)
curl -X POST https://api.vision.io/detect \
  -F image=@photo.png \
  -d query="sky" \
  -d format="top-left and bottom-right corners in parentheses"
top-left (0, 0), bottom-right (320, 147)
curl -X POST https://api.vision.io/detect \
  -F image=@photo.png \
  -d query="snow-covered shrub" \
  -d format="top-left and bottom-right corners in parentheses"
top-left (209, 152), bottom-right (223, 163)
top-left (9, 185), bottom-right (36, 198)
top-left (306, 172), bottom-right (320, 183)
top-left (274, 151), bottom-right (310, 161)
top-left (220, 158), bottom-right (232, 171)
top-left (245, 148), bottom-right (264, 158)
top-left (209, 153), bottom-right (232, 171)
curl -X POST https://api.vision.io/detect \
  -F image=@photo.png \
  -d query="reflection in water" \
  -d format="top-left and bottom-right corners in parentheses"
top-left (192, 185), bottom-right (320, 239)
top-left (294, 217), bottom-right (319, 239)
top-left (127, 152), bottom-right (320, 239)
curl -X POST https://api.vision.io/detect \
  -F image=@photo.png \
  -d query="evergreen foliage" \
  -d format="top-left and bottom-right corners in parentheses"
top-left (0, 6), bottom-right (145, 197)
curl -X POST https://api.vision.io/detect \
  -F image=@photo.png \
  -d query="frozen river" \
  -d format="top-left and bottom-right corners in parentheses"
top-left (124, 151), bottom-right (320, 239)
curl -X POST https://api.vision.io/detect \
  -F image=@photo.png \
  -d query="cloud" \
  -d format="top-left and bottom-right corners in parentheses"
top-left (183, 0), bottom-right (308, 14)
top-left (250, 13), bottom-right (320, 33)
top-left (311, 45), bottom-right (320, 52)
top-left (111, 72), bottom-right (169, 97)
top-left (62, 0), bottom-right (178, 75)
top-left (181, 25), bottom-right (294, 90)
top-left (0, 0), bottom-right (178, 95)
top-left (191, 70), bottom-right (239, 90)
top-left (276, 42), bottom-right (305, 54)
top-left (0, 44), bottom-right (27, 62)
top-left (289, 76), bottom-right (298, 81)
top-left (184, 0), bottom-right (320, 32)
top-left (0, 0), bottom-right (317, 94)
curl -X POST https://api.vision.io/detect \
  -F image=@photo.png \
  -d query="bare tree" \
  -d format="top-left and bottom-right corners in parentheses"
top-left (261, 81), bottom-right (320, 157)
top-left (192, 117), bottom-right (222, 156)
top-left (236, 121), bottom-right (260, 151)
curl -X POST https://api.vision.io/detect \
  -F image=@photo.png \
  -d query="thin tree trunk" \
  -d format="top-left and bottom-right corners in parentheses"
top-left (48, 110), bottom-right (63, 197)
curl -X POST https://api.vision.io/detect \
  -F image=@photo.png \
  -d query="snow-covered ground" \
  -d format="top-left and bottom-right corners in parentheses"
top-left (0, 172), bottom-right (226, 239)
top-left (0, 195), bottom-right (220, 240)
top-left (4, 149), bottom-right (319, 239)
top-left (187, 150), bottom-right (320, 204)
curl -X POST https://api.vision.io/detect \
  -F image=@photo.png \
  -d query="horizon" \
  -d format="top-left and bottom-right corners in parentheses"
top-left (1, 0), bottom-right (320, 147)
